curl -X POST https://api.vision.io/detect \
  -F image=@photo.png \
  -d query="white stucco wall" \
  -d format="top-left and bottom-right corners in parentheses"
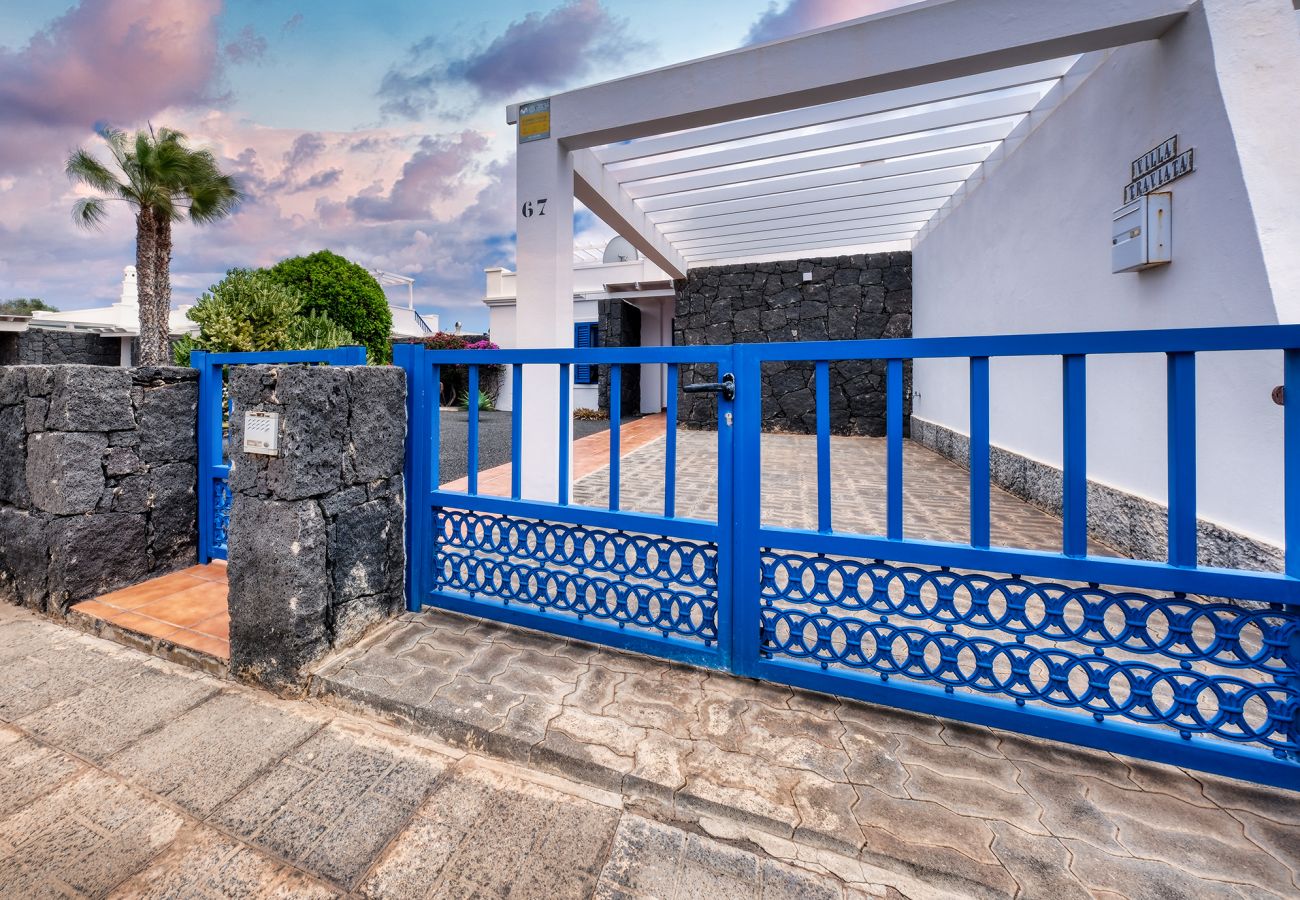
top-left (490, 297), bottom-right (599, 412)
top-left (912, 5), bottom-right (1289, 546)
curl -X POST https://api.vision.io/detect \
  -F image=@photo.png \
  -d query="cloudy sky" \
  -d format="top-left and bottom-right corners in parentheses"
top-left (0, 0), bottom-right (892, 329)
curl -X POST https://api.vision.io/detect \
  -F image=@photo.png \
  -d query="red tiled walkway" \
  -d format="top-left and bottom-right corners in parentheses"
top-left (72, 563), bottom-right (230, 659)
top-left (439, 413), bottom-right (667, 496)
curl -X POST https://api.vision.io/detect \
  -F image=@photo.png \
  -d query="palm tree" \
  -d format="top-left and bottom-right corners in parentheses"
top-left (66, 127), bottom-right (242, 365)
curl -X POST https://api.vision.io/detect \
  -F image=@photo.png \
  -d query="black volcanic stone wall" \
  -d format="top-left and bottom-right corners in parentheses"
top-left (597, 298), bottom-right (641, 415)
top-left (674, 252), bottom-right (912, 435)
top-left (2, 330), bottom-right (122, 366)
top-left (226, 364), bottom-right (406, 694)
top-left (0, 365), bottom-right (198, 614)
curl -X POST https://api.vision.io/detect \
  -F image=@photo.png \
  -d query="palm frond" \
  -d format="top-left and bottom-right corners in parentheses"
top-left (71, 197), bottom-right (109, 229)
top-left (98, 127), bottom-right (131, 169)
top-left (64, 148), bottom-right (125, 195)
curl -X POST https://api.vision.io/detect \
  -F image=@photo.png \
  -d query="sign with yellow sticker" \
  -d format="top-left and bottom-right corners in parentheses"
top-left (518, 99), bottom-right (551, 144)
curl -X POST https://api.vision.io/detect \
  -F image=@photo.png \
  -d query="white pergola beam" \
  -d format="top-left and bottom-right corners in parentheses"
top-left (537, 0), bottom-right (1190, 149)
top-left (607, 87), bottom-right (1046, 186)
top-left (685, 233), bottom-right (917, 263)
top-left (571, 149), bottom-right (687, 278)
top-left (625, 119), bottom-right (1016, 199)
top-left (681, 221), bottom-right (930, 255)
top-left (592, 58), bottom-right (1074, 165)
top-left (636, 145), bottom-right (993, 212)
top-left (659, 191), bottom-right (954, 236)
top-left (647, 164), bottom-right (977, 223)
top-left (915, 51), bottom-right (1106, 244)
top-left (666, 198), bottom-right (949, 241)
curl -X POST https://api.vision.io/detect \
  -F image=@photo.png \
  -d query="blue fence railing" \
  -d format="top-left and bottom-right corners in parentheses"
top-left (397, 326), bottom-right (1300, 790)
top-left (194, 346), bottom-right (367, 562)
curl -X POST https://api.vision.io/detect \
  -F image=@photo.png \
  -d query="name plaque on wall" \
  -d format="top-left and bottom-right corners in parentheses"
top-left (1124, 135), bottom-right (1195, 203)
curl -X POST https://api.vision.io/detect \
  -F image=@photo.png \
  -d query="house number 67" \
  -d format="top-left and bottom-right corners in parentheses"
top-left (521, 198), bottom-right (548, 217)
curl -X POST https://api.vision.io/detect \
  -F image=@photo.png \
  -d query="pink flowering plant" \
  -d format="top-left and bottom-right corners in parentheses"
top-left (393, 332), bottom-right (502, 407)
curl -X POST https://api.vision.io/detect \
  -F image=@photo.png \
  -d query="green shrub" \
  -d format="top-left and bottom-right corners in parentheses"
top-left (289, 309), bottom-right (356, 350)
top-left (172, 268), bottom-right (355, 365)
top-left (266, 250), bottom-right (392, 363)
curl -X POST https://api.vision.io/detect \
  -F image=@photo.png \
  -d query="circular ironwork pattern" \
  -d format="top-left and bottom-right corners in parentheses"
top-left (432, 509), bottom-right (719, 644)
top-left (213, 480), bottom-right (232, 553)
top-left (759, 552), bottom-right (1297, 672)
top-left (758, 552), bottom-right (1300, 754)
top-left (760, 606), bottom-right (1299, 752)
top-left (440, 509), bottom-right (716, 587)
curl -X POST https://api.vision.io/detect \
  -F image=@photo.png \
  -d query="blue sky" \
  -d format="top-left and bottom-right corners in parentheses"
top-left (0, 1), bottom-right (877, 330)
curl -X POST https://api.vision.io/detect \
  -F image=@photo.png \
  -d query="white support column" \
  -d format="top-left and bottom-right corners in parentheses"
top-left (515, 136), bottom-right (575, 501)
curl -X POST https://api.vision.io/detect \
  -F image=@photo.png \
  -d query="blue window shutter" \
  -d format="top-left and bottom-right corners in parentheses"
top-left (574, 323), bottom-right (598, 384)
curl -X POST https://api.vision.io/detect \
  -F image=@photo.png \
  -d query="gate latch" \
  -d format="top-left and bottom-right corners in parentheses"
top-left (683, 372), bottom-right (735, 401)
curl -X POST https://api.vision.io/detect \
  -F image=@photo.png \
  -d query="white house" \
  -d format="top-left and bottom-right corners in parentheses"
top-left (486, 237), bottom-right (675, 413)
top-left (497, 0), bottom-right (1300, 557)
top-left (18, 266), bottom-right (438, 364)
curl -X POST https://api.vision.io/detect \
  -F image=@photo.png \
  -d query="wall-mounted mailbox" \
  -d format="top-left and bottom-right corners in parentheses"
top-left (1112, 192), bottom-right (1171, 273)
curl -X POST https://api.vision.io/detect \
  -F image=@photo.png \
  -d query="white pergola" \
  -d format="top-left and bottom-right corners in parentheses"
top-left (506, 0), bottom-right (1195, 499)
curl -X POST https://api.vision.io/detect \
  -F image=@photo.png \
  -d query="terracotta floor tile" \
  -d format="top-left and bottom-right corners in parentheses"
top-left (131, 583), bottom-right (229, 629)
top-left (192, 615), bottom-right (230, 641)
top-left (105, 610), bottom-right (183, 641)
top-left (165, 629), bottom-right (230, 659)
top-left (180, 562), bottom-right (229, 583)
top-left (95, 572), bottom-right (208, 610)
top-left (70, 600), bottom-right (119, 620)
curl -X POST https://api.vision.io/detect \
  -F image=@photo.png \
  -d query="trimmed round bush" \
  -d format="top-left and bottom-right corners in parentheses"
top-left (265, 250), bottom-right (392, 362)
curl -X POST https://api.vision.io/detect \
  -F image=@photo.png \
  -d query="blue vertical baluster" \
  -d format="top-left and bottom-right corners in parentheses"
top-left (730, 346), bottom-right (762, 678)
top-left (815, 361), bottom-right (832, 533)
top-left (467, 364), bottom-right (479, 495)
top-left (511, 364), bottom-right (523, 500)
top-left (665, 363), bottom-right (678, 518)
top-left (609, 364), bottom-right (621, 511)
top-left (1285, 349), bottom-right (1299, 578)
top-left (193, 351), bottom-right (213, 562)
top-left (887, 358), bottom-right (904, 540)
top-left (430, 363), bottom-right (441, 491)
top-left (969, 356), bottom-right (990, 548)
top-left (559, 363), bottom-right (571, 505)
top-left (1062, 354), bottom-right (1087, 557)
top-left (1167, 352), bottom-right (1197, 567)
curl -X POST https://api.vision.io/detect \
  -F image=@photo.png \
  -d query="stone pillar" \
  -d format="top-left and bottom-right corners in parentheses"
top-left (226, 364), bottom-right (406, 694)
top-left (597, 298), bottom-right (641, 415)
top-left (0, 365), bottom-right (198, 613)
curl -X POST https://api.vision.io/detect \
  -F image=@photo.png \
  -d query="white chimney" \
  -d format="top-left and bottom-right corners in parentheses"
top-left (116, 265), bottom-right (138, 307)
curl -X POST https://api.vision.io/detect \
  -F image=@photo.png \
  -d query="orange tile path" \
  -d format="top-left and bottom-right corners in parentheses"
top-left (72, 563), bottom-right (230, 659)
top-left (439, 413), bottom-right (668, 497)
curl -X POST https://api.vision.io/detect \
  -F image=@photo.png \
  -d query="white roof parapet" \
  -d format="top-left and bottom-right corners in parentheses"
top-left (534, 0), bottom-right (1190, 150)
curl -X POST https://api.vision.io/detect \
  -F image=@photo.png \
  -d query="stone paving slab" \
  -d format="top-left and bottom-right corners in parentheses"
top-left (0, 603), bottom-right (883, 899)
top-left (314, 606), bottom-right (1300, 900)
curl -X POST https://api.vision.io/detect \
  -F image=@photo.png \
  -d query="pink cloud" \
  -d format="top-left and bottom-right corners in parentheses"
top-left (0, 0), bottom-right (223, 172)
top-left (347, 131), bottom-right (490, 221)
top-left (745, 0), bottom-right (919, 44)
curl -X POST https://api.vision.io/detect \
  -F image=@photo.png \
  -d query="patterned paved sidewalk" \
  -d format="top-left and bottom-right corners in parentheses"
top-left (316, 608), bottom-right (1300, 900)
top-left (0, 603), bottom-right (868, 899)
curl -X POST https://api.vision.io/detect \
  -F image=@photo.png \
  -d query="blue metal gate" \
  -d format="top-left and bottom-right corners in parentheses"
top-left (195, 347), bottom-right (367, 562)
top-left (397, 326), bottom-right (1300, 790)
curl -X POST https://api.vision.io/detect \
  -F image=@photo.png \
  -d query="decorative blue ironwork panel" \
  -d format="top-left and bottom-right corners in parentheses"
top-left (212, 479), bottom-right (232, 556)
top-left (433, 508), bottom-right (719, 645)
top-left (758, 551), bottom-right (1300, 757)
